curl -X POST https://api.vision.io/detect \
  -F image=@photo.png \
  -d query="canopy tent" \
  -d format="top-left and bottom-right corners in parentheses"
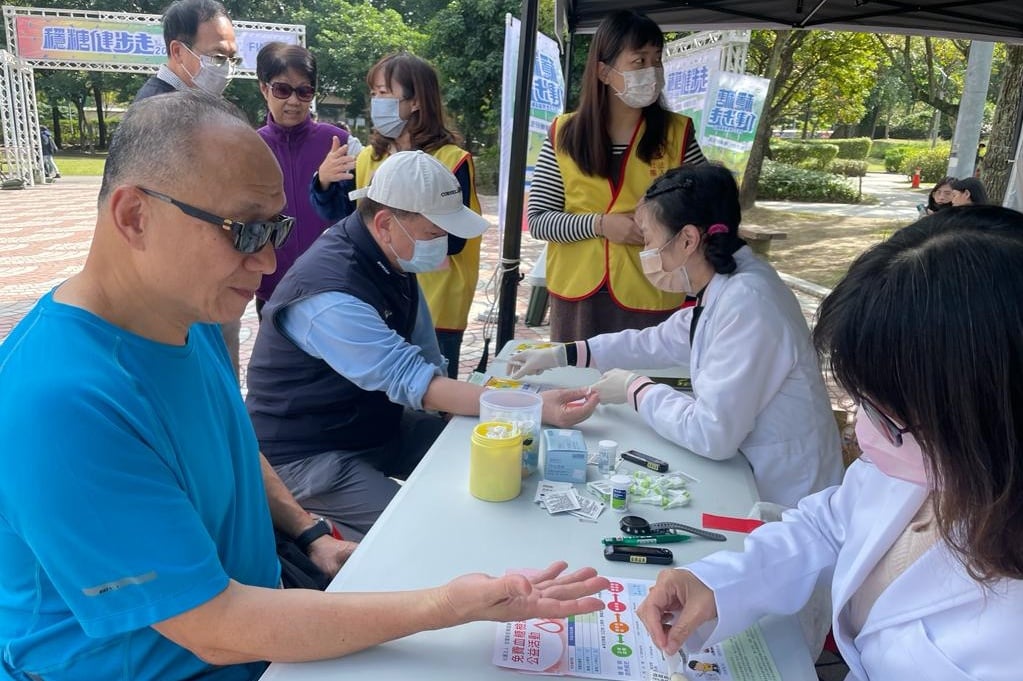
top-left (495, 0), bottom-right (1023, 347)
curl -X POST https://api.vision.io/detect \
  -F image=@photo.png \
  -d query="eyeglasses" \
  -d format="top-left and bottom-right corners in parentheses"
top-left (269, 82), bottom-right (316, 102)
top-left (859, 398), bottom-right (912, 447)
top-left (138, 187), bottom-right (294, 254)
top-left (203, 53), bottom-right (242, 69)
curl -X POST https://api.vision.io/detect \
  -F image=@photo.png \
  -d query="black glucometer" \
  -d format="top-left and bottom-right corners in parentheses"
top-left (603, 544), bottom-right (674, 565)
top-left (620, 449), bottom-right (670, 473)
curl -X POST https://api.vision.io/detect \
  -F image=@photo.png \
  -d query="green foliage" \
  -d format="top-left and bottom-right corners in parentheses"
top-left (868, 138), bottom-right (933, 160)
top-left (884, 147), bottom-right (909, 173)
top-left (900, 143), bottom-right (951, 183)
top-left (888, 110), bottom-right (935, 139)
top-left (769, 140), bottom-right (838, 170)
top-left (828, 159), bottom-right (868, 177)
top-left (828, 137), bottom-right (872, 159)
top-left (474, 146), bottom-right (500, 194)
top-left (757, 160), bottom-right (860, 203)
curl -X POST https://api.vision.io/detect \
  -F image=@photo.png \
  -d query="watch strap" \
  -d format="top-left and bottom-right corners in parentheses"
top-left (295, 518), bottom-right (332, 552)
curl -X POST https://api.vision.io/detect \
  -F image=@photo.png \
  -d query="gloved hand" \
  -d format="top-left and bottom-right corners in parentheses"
top-left (592, 369), bottom-right (644, 405)
top-left (506, 344), bottom-right (568, 379)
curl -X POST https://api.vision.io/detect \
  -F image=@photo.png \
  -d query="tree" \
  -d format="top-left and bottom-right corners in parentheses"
top-left (983, 44), bottom-right (1023, 204)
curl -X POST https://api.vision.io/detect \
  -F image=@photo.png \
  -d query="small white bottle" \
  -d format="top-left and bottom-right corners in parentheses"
top-left (597, 439), bottom-right (617, 477)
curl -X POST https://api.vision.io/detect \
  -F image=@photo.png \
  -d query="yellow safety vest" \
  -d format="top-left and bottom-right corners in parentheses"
top-left (355, 144), bottom-right (483, 331)
top-left (548, 112), bottom-right (693, 312)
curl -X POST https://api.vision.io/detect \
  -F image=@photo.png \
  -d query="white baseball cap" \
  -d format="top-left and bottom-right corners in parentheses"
top-left (348, 150), bottom-right (490, 239)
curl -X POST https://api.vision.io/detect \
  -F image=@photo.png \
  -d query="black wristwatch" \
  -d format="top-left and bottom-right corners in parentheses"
top-left (295, 517), bottom-right (332, 552)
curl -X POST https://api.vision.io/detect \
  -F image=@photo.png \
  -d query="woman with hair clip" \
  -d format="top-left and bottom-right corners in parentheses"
top-left (254, 42), bottom-right (354, 317)
top-left (528, 10), bottom-right (706, 341)
top-left (510, 164), bottom-right (843, 507)
top-left (636, 205), bottom-right (1023, 680)
top-left (311, 52), bottom-right (482, 379)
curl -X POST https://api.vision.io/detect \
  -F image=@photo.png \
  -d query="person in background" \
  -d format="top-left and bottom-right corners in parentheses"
top-left (254, 42), bottom-right (355, 318)
top-left (40, 125), bottom-right (60, 179)
top-left (528, 10), bottom-right (706, 342)
top-left (637, 205), bottom-right (1023, 681)
top-left (510, 164), bottom-right (843, 507)
top-left (134, 0), bottom-right (239, 102)
top-left (918, 176), bottom-right (955, 216)
top-left (311, 52), bottom-right (481, 379)
top-left (250, 151), bottom-right (598, 540)
top-left (133, 0), bottom-right (243, 376)
top-left (949, 176), bottom-right (990, 206)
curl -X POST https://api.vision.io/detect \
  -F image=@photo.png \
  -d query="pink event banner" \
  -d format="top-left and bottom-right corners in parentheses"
top-left (15, 15), bottom-right (165, 64)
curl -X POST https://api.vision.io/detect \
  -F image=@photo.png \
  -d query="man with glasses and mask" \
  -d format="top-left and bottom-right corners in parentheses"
top-left (135, 0), bottom-right (243, 374)
top-left (245, 151), bottom-right (600, 541)
top-left (135, 0), bottom-right (239, 101)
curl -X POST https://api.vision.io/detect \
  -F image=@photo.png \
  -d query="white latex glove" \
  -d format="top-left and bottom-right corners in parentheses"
top-left (506, 344), bottom-right (568, 379)
top-left (592, 368), bottom-right (642, 405)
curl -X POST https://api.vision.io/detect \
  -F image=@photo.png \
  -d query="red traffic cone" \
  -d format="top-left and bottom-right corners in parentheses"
top-left (911, 167), bottom-right (921, 189)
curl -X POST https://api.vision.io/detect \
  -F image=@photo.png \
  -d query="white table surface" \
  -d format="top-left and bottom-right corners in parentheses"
top-left (260, 355), bottom-right (816, 681)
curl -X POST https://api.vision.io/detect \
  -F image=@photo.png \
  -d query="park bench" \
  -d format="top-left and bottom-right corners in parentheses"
top-left (740, 224), bottom-right (786, 256)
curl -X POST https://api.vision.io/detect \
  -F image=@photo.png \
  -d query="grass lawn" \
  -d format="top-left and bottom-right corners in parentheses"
top-left (747, 206), bottom-right (903, 288)
top-left (54, 154), bottom-right (106, 176)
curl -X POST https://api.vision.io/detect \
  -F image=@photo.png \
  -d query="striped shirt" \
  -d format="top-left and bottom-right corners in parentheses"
top-left (527, 131), bottom-right (706, 243)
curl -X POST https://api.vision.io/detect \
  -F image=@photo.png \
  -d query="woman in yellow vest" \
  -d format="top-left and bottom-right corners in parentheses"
top-left (528, 10), bottom-right (706, 341)
top-left (312, 52), bottom-right (482, 379)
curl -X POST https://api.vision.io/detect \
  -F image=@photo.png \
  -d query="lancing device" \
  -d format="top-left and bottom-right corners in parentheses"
top-left (601, 534), bottom-right (690, 545)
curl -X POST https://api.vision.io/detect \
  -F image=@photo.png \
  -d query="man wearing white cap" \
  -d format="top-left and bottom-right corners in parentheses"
top-left (246, 151), bottom-right (599, 539)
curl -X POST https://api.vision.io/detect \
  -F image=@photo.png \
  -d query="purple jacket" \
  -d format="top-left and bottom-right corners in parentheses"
top-left (256, 114), bottom-right (352, 302)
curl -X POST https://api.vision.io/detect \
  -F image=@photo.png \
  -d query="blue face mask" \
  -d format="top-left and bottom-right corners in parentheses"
top-left (389, 215), bottom-right (447, 273)
top-left (371, 97), bottom-right (408, 139)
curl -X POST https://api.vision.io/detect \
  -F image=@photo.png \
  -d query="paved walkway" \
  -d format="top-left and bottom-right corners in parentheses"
top-left (759, 171), bottom-right (926, 221)
top-left (0, 173), bottom-right (922, 387)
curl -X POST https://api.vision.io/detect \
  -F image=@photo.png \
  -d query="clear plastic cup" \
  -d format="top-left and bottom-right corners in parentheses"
top-left (479, 389), bottom-right (543, 477)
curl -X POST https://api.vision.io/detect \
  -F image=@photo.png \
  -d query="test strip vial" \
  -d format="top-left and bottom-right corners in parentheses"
top-left (597, 439), bottom-right (617, 477)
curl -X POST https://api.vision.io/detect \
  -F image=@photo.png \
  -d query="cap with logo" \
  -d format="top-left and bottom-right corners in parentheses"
top-left (348, 150), bottom-right (490, 239)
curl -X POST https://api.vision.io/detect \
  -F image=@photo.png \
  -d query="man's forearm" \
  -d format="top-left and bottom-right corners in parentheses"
top-left (422, 377), bottom-right (485, 416)
top-left (260, 453), bottom-right (316, 537)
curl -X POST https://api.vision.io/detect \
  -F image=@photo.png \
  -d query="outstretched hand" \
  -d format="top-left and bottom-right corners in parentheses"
top-left (441, 561), bottom-right (609, 625)
top-left (541, 386), bottom-right (599, 427)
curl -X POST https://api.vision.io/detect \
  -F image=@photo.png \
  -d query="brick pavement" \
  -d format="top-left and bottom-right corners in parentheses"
top-left (0, 179), bottom-right (828, 390)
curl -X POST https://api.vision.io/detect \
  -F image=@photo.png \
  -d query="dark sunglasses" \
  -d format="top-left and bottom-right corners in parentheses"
top-left (269, 82), bottom-right (316, 102)
top-left (138, 187), bottom-right (294, 254)
top-left (859, 398), bottom-right (912, 447)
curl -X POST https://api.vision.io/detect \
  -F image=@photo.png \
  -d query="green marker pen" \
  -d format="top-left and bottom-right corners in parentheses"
top-left (601, 534), bottom-right (690, 546)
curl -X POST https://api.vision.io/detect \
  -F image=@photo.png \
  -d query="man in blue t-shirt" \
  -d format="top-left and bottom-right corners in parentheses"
top-left (0, 91), bottom-right (608, 680)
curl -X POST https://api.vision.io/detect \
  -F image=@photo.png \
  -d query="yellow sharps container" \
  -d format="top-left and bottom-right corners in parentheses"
top-left (469, 421), bottom-right (523, 502)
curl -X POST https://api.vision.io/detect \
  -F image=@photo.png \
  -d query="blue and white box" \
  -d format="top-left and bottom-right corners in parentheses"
top-left (542, 428), bottom-right (588, 483)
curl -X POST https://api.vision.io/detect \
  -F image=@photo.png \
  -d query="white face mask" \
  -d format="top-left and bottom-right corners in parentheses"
top-left (610, 66), bottom-right (664, 109)
top-left (181, 44), bottom-right (233, 96)
top-left (371, 97), bottom-right (408, 139)
top-left (639, 235), bottom-right (692, 293)
top-left (390, 215), bottom-right (447, 273)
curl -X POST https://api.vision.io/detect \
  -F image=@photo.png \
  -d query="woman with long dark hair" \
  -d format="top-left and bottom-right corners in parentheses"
top-left (637, 205), bottom-right (1023, 680)
top-left (528, 10), bottom-right (706, 341)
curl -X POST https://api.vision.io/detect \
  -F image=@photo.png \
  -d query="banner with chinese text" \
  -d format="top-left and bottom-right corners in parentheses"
top-left (699, 71), bottom-right (771, 181)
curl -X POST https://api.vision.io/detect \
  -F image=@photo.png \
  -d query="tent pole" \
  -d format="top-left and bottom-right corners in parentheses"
top-left (562, 31), bottom-right (574, 106)
top-left (497, 0), bottom-right (540, 350)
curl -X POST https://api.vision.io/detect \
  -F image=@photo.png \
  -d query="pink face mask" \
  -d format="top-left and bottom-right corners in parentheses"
top-left (855, 415), bottom-right (929, 487)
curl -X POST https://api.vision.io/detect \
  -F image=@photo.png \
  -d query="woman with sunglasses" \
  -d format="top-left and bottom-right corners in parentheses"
top-left (637, 205), bottom-right (1023, 680)
top-left (528, 10), bottom-right (706, 341)
top-left (254, 42), bottom-right (356, 316)
top-left (510, 164), bottom-right (843, 507)
top-left (312, 52), bottom-right (482, 379)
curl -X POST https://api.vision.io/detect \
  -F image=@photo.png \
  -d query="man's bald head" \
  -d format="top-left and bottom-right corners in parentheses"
top-left (99, 91), bottom-right (251, 204)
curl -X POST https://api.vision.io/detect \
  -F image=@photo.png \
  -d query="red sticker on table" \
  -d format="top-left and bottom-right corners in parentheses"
top-left (702, 513), bottom-right (765, 534)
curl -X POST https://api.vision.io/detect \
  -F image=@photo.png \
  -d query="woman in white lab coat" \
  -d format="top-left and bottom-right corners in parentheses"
top-left (636, 206), bottom-right (1023, 680)
top-left (509, 164), bottom-right (843, 507)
